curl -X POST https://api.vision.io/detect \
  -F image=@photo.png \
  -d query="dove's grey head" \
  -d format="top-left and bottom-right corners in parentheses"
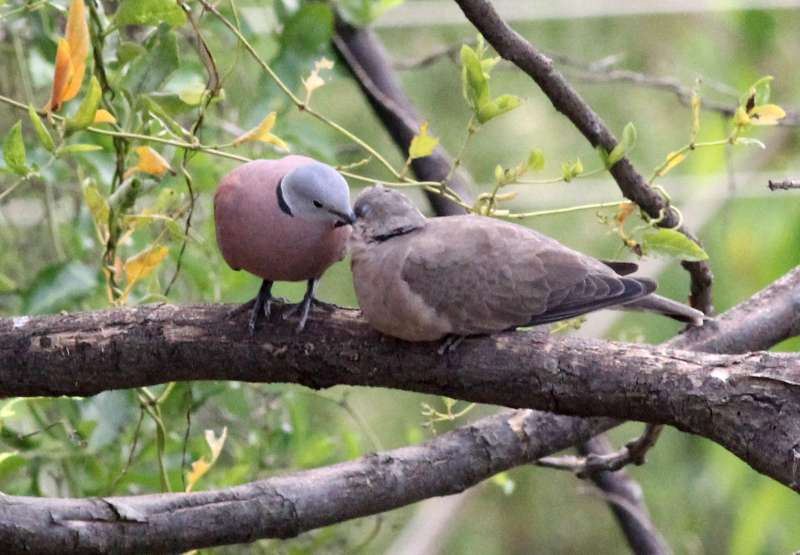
top-left (352, 185), bottom-right (428, 242)
top-left (279, 161), bottom-right (355, 227)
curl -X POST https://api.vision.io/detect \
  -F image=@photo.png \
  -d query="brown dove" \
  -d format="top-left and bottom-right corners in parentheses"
top-left (215, 156), bottom-right (354, 334)
top-left (349, 186), bottom-right (704, 346)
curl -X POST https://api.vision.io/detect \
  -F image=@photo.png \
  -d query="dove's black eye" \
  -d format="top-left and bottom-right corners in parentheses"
top-left (312, 200), bottom-right (323, 208)
top-left (354, 203), bottom-right (370, 218)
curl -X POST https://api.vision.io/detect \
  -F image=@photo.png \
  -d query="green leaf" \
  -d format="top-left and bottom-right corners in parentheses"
top-left (281, 3), bottom-right (334, 54)
top-left (527, 149), bottom-right (545, 171)
top-left (477, 94), bottom-right (522, 123)
top-left (461, 44), bottom-right (489, 112)
top-left (177, 82), bottom-right (207, 106)
top-left (740, 75), bottom-right (773, 108)
top-left (21, 261), bottom-right (99, 315)
top-left (642, 228), bottom-right (709, 261)
top-left (122, 27), bottom-right (180, 94)
top-left (560, 158), bottom-right (583, 182)
top-left (337, 0), bottom-right (404, 25)
top-left (0, 272), bottom-right (16, 293)
top-left (607, 122), bottom-right (637, 167)
top-left (58, 143), bottom-right (103, 156)
top-left (408, 121), bottom-right (439, 159)
top-left (491, 472), bottom-right (516, 495)
top-left (2, 121), bottom-right (28, 176)
top-left (66, 76), bottom-right (102, 133)
top-left (115, 0), bottom-right (186, 28)
top-left (117, 41), bottom-right (147, 65)
top-left (596, 145), bottom-right (609, 168)
top-left (28, 105), bottom-right (55, 152)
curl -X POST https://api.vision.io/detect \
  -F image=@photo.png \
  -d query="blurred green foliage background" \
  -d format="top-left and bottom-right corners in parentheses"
top-left (0, 0), bottom-right (799, 553)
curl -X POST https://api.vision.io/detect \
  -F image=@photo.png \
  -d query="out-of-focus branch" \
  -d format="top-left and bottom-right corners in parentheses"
top-left (576, 436), bottom-right (673, 555)
top-left (333, 19), bottom-right (472, 215)
top-left (394, 42), bottom-right (800, 127)
top-left (0, 409), bottom-right (610, 554)
top-left (453, 0), bottom-right (714, 315)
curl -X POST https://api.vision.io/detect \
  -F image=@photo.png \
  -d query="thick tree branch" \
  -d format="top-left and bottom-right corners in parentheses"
top-left (2, 284), bottom-right (800, 489)
top-left (0, 409), bottom-right (610, 554)
top-left (0, 266), bottom-right (797, 552)
top-left (452, 0), bottom-right (714, 313)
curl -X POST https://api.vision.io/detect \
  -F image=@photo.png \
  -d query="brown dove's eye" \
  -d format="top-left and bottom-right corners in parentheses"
top-left (313, 200), bottom-right (323, 208)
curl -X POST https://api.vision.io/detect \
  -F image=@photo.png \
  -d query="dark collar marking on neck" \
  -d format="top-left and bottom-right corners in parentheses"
top-left (276, 179), bottom-right (293, 217)
top-left (372, 225), bottom-right (421, 242)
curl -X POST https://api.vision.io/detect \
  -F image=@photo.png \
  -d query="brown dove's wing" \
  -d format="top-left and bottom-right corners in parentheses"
top-left (400, 216), bottom-right (655, 335)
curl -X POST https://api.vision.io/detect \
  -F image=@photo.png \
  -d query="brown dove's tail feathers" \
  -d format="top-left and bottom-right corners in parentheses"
top-left (620, 294), bottom-right (706, 326)
top-left (526, 277), bottom-right (656, 326)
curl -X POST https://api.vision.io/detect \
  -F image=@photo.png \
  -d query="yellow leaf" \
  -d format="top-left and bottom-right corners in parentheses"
top-left (124, 245), bottom-right (169, 293)
top-left (124, 146), bottom-right (173, 178)
top-left (232, 112), bottom-right (289, 151)
top-left (185, 427), bottom-right (227, 493)
top-left (690, 92), bottom-right (701, 140)
top-left (733, 106), bottom-right (751, 127)
top-left (93, 109), bottom-right (117, 124)
top-left (749, 104), bottom-right (786, 126)
top-left (205, 426), bottom-right (228, 463)
top-left (46, 39), bottom-right (75, 112)
top-left (302, 57), bottom-right (335, 105)
top-left (185, 458), bottom-right (210, 493)
top-left (62, 0), bottom-right (89, 103)
top-left (656, 151), bottom-right (687, 177)
top-left (408, 121), bottom-right (440, 160)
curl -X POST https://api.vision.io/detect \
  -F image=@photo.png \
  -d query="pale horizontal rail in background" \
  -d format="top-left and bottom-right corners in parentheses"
top-left (241, 0), bottom-right (800, 31)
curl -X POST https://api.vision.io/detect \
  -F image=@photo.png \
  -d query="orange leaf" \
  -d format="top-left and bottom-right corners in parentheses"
top-left (93, 109), bottom-right (117, 124)
top-left (124, 146), bottom-right (173, 178)
top-left (46, 39), bottom-right (75, 112)
top-left (62, 0), bottom-right (89, 103)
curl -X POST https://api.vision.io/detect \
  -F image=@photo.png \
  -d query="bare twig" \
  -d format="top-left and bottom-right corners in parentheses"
top-left (768, 179), bottom-right (800, 191)
top-left (537, 424), bottom-right (664, 477)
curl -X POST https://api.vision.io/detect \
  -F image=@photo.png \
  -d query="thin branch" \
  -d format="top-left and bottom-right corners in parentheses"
top-left (768, 179), bottom-right (800, 191)
top-left (537, 424), bottom-right (664, 477)
top-left (453, 0), bottom-right (714, 314)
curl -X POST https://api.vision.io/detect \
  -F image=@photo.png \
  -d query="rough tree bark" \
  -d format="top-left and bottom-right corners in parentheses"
top-left (0, 265), bottom-right (797, 553)
top-left (2, 269), bottom-right (800, 490)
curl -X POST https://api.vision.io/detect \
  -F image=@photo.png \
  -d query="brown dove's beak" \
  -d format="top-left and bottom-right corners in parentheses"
top-left (332, 209), bottom-right (356, 227)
